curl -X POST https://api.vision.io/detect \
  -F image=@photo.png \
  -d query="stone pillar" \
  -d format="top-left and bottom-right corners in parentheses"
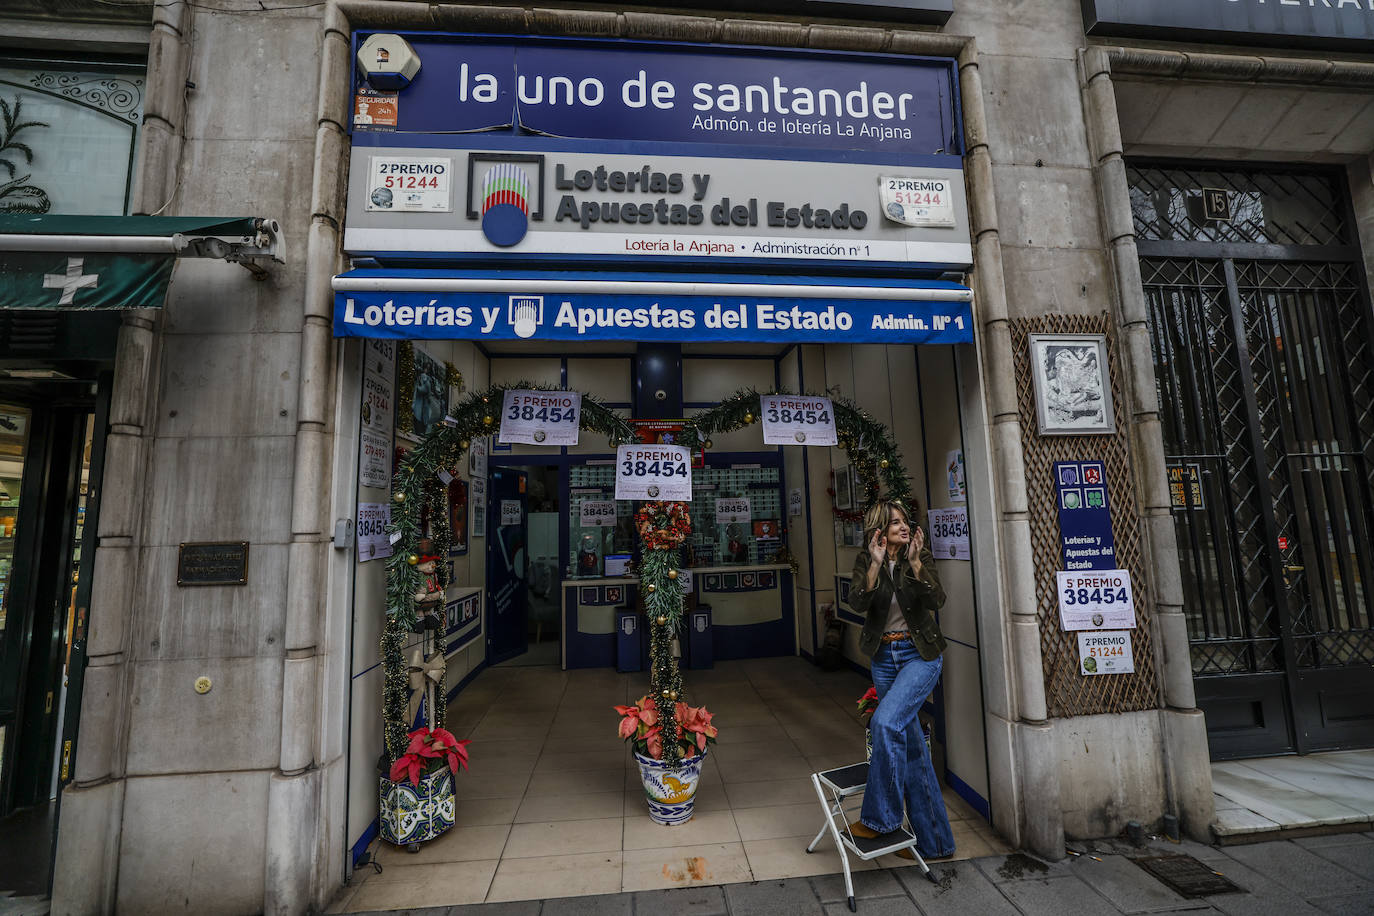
top-left (959, 41), bottom-right (1062, 861)
top-left (50, 0), bottom-right (186, 909)
top-left (1079, 46), bottom-right (1214, 842)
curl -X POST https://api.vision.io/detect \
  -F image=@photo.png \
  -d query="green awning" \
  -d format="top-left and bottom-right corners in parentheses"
top-left (0, 214), bottom-right (282, 310)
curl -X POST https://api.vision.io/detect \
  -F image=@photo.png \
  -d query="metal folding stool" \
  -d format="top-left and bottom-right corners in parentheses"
top-left (807, 762), bottom-right (937, 912)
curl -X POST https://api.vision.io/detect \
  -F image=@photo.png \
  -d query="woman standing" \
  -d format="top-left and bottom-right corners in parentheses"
top-left (846, 499), bottom-right (955, 859)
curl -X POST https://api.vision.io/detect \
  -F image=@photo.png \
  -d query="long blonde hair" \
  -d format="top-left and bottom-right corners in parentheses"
top-left (861, 499), bottom-right (918, 549)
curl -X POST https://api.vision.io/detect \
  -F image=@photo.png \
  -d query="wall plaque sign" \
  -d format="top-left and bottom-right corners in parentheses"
top-left (177, 542), bottom-right (250, 586)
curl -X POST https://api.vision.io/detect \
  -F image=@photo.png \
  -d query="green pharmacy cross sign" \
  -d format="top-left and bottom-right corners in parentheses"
top-left (0, 251), bottom-right (174, 310)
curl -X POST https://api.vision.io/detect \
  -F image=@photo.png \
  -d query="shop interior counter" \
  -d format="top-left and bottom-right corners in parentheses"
top-left (560, 563), bottom-right (795, 669)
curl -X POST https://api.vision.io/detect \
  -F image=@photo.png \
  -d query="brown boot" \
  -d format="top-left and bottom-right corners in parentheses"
top-left (847, 820), bottom-right (881, 839)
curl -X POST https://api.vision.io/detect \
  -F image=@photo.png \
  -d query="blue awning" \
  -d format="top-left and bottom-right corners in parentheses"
top-left (332, 269), bottom-right (973, 345)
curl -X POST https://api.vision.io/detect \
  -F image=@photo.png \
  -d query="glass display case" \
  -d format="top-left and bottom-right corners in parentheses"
top-left (686, 463), bottom-right (783, 568)
top-left (568, 462), bottom-right (635, 578)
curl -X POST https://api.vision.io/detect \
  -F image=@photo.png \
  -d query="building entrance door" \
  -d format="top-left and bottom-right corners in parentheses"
top-left (1144, 254), bottom-right (1374, 757)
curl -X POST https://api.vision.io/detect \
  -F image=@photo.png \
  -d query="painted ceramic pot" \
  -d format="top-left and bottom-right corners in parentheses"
top-left (634, 749), bottom-right (707, 826)
top-left (379, 765), bottom-right (456, 846)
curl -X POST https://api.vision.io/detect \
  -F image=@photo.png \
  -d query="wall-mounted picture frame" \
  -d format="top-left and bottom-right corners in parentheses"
top-left (834, 464), bottom-right (854, 510)
top-left (1028, 334), bottom-right (1116, 436)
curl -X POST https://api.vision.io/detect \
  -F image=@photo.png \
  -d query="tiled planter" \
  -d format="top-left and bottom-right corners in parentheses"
top-left (633, 749), bottom-right (707, 825)
top-left (379, 765), bottom-right (456, 846)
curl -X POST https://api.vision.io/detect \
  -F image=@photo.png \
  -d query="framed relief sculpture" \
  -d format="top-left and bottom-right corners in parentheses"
top-left (1028, 334), bottom-right (1116, 435)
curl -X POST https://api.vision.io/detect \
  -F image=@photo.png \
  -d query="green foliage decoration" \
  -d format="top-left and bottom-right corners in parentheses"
top-left (382, 382), bottom-right (636, 764)
top-left (678, 388), bottom-right (914, 510)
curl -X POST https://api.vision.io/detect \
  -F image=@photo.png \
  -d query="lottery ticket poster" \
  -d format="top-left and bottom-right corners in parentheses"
top-left (928, 506), bottom-right (970, 561)
top-left (759, 394), bottom-right (838, 446)
top-left (615, 444), bottom-right (692, 501)
top-left (499, 389), bottom-right (582, 446)
top-left (946, 449), bottom-right (966, 502)
top-left (1078, 631), bottom-right (1135, 675)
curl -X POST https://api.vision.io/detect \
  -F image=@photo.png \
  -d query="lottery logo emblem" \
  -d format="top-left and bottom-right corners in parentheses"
top-left (795, 431), bottom-right (806, 442)
top-left (533, 430), bottom-right (546, 443)
top-left (481, 162), bottom-right (531, 247)
top-left (1092, 613), bottom-right (1104, 627)
top-left (647, 485), bottom-right (660, 498)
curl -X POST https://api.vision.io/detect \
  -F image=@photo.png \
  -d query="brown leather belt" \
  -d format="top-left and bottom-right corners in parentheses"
top-left (880, 631), bottom-right (911, 643)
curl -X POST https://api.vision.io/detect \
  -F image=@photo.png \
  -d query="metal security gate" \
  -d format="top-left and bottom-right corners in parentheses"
top-left (1134, 163), bottom-right (1374, 758)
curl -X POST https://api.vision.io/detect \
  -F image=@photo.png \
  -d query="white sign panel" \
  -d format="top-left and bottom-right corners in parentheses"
top-left (356, 502), bottom-right (393, 561)
top-left (678, 568), bottom-right (694, 594)
top-left (359, 429), bottom-right (391, 489)
top-left (470, 437), bottom-right (488, 477)
top-left (789, 487), bottom-right (804, 518)
top-left (760, 395), bottom-right (838, 446)
top-left (366, 339), bottom-right (396, 380)
top-left (366, 155), bottom-right (452, 212)
top-left (361, 372), bottom-right (393, 436)
top-left (1077, 631), bottom-right (1136, 676)
top-left (879, 175), bottom-right (956, 228)
top-left (928, 506), bottom-right (970, 561)
top-left (715, 497), bottom-right (752, 524)
top-left (499, 389), bottom-right (582, 446)
top-left (615, 444), bottom-right (692, 501)
top-left (580, 500), bottom-right (617, 528)
top-left (1056, 569), bottom-right (1137, 631)
top-left (499, 499), bottom-right (522, 526)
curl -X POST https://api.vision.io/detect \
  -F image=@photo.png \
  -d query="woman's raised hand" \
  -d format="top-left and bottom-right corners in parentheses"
top-left (907, 526), bottom-right (925, 574)
top-left (868, 529), bottom-right (887, 565)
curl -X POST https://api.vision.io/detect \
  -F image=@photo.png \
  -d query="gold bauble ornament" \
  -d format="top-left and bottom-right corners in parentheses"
top-left (704, 439), bottom-right (714, 449)
top-left (406, 554), bottom-right (419, 566)
top-left (482, 415), bottom-right (493, 426)
top-left (880, 459), bottom-right (890, 469)
top-left (667, 569), bottom-right (678, 580)
top-left (656, 615), bottom-right (668, 626)
top-left (394, 491), bottom-right (406, 503)
top-left (460, 440), bottom-right (470, 450)
top-left (668, 690), bottom-right (678, 700)
top-left (662, 689), bottom-right (672, 698)
top-left (743, 412), bottom-right (754, 424)
top-left (645, 583), bottom-right (657, 594)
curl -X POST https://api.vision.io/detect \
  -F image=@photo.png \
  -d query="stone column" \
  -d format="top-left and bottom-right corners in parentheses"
top-left (1079, 46), bottom-right (1214, 842)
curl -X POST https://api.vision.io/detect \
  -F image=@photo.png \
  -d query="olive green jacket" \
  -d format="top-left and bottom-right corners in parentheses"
top-left (849, 545), bottom-right (947, 661)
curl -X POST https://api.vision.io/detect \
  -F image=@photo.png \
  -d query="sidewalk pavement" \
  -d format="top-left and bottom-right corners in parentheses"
top-left (345, 830), bottom-right (1374, 916)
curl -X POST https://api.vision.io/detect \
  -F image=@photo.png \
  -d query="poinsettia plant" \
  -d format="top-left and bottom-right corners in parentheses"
top-left (615, 694), bottom-right (719, 761)
top-left (856, 686), bottom-right (879, 726)
top-left (388, 726), bottom-right (471, 786)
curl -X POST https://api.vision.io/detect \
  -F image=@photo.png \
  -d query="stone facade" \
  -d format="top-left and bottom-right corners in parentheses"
top-left (1, 1), bottom-right (1367, 913)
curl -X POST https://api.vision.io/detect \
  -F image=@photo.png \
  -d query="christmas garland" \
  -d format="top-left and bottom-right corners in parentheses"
top-left (639, 505), bottom-right (689, 767)
top-left (678, 388), bottom-right (914, 511)
top-left (382, 382), bottom-right (636, 763)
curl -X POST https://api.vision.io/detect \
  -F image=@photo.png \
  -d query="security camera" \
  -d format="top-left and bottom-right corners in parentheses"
top-left (356, 34), bottom-right (421, 91)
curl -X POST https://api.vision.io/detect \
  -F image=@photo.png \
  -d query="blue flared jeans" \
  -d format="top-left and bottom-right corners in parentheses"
top-left (859, 640), bottom-right (956, 857)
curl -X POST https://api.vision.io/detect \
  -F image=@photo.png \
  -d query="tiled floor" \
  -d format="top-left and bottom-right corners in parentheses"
top-left (330, 656), bottom-right (1008, 912)
top-left (1212, 749), bottom-right (1374, 841)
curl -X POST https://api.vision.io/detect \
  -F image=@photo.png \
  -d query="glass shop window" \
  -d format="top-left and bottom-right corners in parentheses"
top-left (0, 57), bottom-right (145, 215)
top-left (686, 464), bottom-right (783, 568)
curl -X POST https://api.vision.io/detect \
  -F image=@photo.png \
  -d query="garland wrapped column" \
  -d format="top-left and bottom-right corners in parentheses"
top-left (637, 501), bottom-right (691, 767)
top-left (382, 383), bottom-right (635, 764)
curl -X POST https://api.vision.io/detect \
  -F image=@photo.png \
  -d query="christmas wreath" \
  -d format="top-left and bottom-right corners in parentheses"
top-left (635, 501), bottom-right (691, 551)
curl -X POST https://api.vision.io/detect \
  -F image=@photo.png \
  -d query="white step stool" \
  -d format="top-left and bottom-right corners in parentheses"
top-left (807, 762), bottom-right (938, 911)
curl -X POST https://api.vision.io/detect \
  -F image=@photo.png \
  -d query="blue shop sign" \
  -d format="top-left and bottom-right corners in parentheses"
top-left (351, 36), bottom-right (962, 159)
top-left (331, 269), bottom-right (973, 345)
top-left (1054, 461), bottom-right (1116, 571)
